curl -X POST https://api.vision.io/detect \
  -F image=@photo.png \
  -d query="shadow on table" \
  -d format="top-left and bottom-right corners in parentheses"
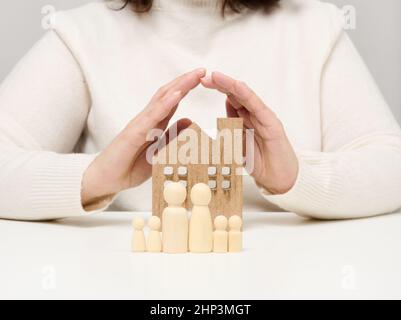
top-left (245, 212), bottom-right (321, 230)
top-left (39, 214), bottom-right (141, 229)
top-left (245, 210), bottom-right (401, 230)
top-left (16, 210), bottom-right (401, 230)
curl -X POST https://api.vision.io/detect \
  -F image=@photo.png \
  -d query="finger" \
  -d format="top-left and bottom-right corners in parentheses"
top-left (167, 69), bottom-right (206, 99)
top-left (122, 90), bottom-right (182, 147)
top-left (200, 75), bottom-right (216, 89)
top-left (145, 70), bottom-right (205, 124)
top-left (149, 90), bottom-right (184, 124)
top-left (226, 99), bottom-right (238, 118)
top-left (226, 101), bottom-right (251, 161)
top-left (167, 118), bottom-right (193, 143)
top-left (157, 104), bottom-right (178, 131)
top-left (227, 94), bottom-right (243, 110)
top-left (237, 107), bottom-right (254, 130)
top-left (201, 75), bottom-right (230, 95)
top-left (128, 121), bottom-right (192, 186)
top-left (202, 75), bottom-right (242, 110)
top-left (155, 118), bottom-right (193, 152)
top-left (203, 77), bottom-right (244, 111)
top-left (123, 68), bottom-right (203, 149)
top-left (211, 71), bottom-right (277, 123)
top-left (152, 68), bottom-right (206, 102)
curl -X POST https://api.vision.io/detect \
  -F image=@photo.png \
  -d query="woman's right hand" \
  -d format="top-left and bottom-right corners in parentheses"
top-left (81, 68), bottom-right (206, 207)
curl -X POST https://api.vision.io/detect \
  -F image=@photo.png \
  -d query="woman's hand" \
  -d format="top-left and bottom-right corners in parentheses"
top-left (201, 71), bottom-right (299, 195)
top-left (81, 68), bottom-right (206, 207)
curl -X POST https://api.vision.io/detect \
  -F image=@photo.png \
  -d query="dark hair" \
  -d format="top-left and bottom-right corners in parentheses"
top-left (121, 0), bottom-right (281, 14)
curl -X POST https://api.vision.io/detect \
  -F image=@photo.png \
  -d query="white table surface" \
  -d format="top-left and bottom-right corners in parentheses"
top-left (0, 211), bottom-right (400, 300)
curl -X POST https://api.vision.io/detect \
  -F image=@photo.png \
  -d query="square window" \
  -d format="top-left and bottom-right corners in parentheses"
top-left (163, 166), bottom-right (174, 176)
top-left (178, 166), bottom-right (187, 176)
top-left (222, 167), bottom-right (231, 176)
top-left (208, 180), bottom-right (217, 190)
top-left (208, 166), bottom-right (217, 176)
top-left (222, 180), bottom-right (231, 190)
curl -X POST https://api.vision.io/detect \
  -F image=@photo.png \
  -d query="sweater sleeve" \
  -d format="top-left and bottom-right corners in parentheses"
top-left (0, 31), bottom-right (113, 220)
top-left (261, 31), bottom-right (401, 220)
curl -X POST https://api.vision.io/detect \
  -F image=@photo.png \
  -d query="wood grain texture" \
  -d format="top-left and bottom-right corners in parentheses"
top-left (152, 118), bottom-right (243, 220)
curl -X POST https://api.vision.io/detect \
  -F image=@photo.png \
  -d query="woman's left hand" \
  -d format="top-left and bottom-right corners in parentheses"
top-left (201, 71), bottom-right (299, 195)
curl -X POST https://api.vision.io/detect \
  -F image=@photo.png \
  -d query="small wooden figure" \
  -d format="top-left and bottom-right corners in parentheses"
top-left (162, 182), bottom-right (189, 253)
top-left (213, 215), bottom-right (228, 253)
top-left (132, 217), bottom-right (146, 252)
top-left (189, 183), bottom-right (213, 253)
top-left (147, 216), bottom-right (162, 253)
top-left (228, 215), bottom-right (242, 253)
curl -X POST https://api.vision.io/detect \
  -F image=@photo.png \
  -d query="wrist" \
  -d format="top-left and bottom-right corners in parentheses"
top-left (81, 159), bottom-right (121, 207)
top-left (256, 166), bottom-right (299, 196)
top-left (256, 178), bottom-right (293, 195)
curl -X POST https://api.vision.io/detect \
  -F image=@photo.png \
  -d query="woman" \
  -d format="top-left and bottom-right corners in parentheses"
top-left (0, 0), bottom-right (400, 220)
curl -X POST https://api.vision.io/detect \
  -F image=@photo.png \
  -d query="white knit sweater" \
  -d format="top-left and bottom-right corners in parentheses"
top-left (0, 0), bottom-right (400, 220)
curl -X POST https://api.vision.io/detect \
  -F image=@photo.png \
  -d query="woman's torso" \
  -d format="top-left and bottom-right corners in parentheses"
top-left (51, 0), bottom-right (340, 211)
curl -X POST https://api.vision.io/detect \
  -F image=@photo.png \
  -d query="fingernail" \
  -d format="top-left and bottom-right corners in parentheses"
top-left (212, 71), bottom-right (224, 78)
top-left (211, 71), bottom-right (223, 81)
top-left (211, 71), bottom-right (228, 88)
top-left (194, 68), bottom-right (206, 76)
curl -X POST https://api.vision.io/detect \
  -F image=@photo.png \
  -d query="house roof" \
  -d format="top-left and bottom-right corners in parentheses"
top-left (152, 118), bottom-right (243, 164)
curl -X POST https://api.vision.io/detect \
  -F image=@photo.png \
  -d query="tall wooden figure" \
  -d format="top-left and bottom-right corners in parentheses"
top-left (189, 183), bottom-right (213, 253)
top-left (162, 182), bottom-right (189, 253)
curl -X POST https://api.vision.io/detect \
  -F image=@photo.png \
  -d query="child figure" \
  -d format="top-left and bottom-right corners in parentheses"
top-left (213, 215), bottom-right (228, 253)
top-left (147, 216), bottom-right (162, 253)
top-left (228, 215), bottom-right (243, 253)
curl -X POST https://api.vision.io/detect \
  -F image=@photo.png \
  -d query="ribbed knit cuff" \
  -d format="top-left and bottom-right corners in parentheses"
top-left (30, 153), bottom-right (114, 220)
top-left (261, 152), bottom-right (343, 219)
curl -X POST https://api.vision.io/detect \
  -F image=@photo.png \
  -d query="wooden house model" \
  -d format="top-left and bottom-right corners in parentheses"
top-left (152, 118), bottom-right (244, 219)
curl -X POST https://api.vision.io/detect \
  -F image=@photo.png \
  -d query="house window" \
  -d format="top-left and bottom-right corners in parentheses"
top-left (178, 166), bottom-right (187, 177)
top-left (163, 166), bottom-right (174, 176)
top-left (222, 180), bottom-right (231, 190)
top-left (179, 180), bottom-right (187, 188)
top-left (222, 167), bottom-right (231, 176)
top-left (208, 166), bottom-right (217, 176)
top-left (208, 180), bottom-right (217, 190)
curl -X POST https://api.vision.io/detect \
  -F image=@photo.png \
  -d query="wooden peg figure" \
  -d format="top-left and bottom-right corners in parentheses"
top-left (162, 182), bottom-right (189, 253)
top-left (189, 183), bottom-right (213, 253)
top-left (228, 215), bottom-right (243, 253)
top-left (132, 217), bottom-right (146, 252)
top-left (147, 216), bottom-right (162, 253)
top-left (213, 215), bottom-right (228, 253)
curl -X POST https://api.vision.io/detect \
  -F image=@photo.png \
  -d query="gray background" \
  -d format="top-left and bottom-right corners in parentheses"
top-left (0, 0), bottom-right (400, 123)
